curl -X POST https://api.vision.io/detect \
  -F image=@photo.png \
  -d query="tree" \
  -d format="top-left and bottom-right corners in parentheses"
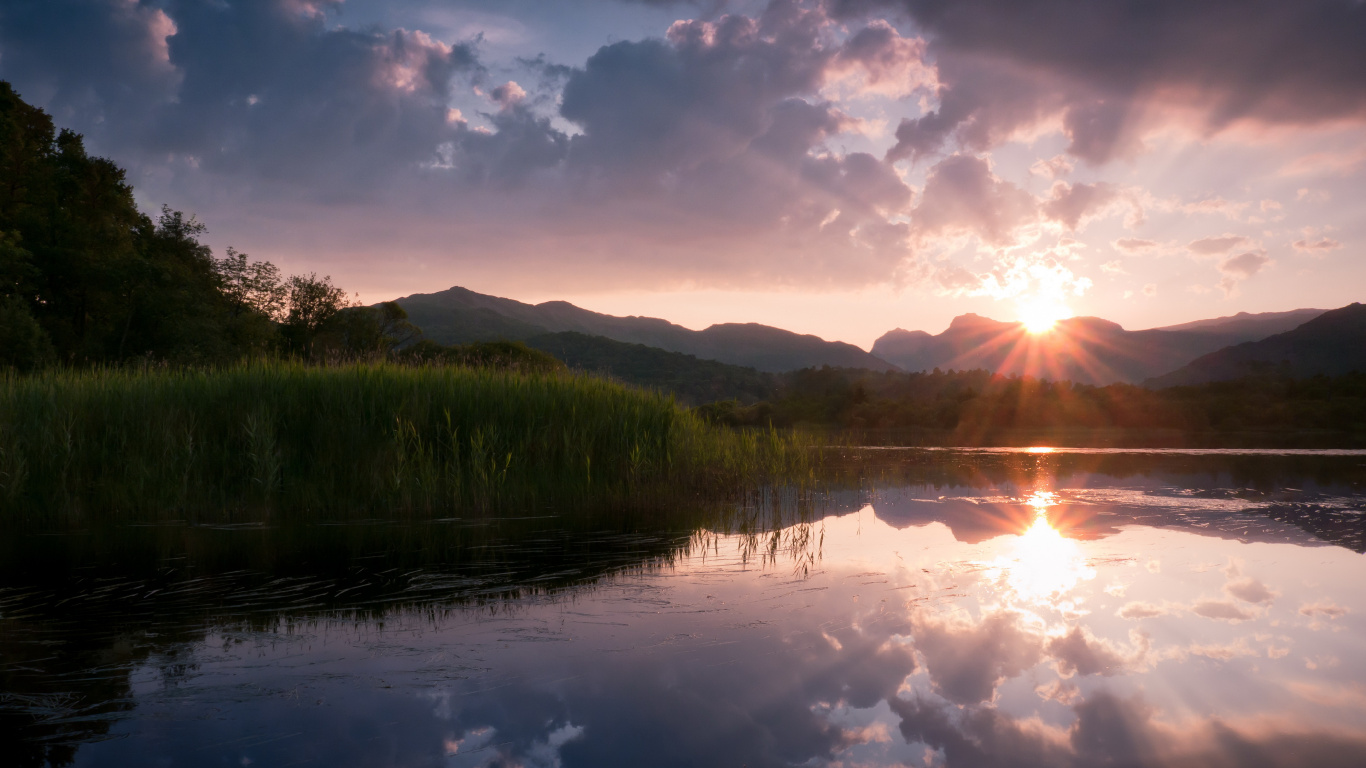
top-left (282, 272), bottom-right (353, 357)
top-left (214, 247), bottom-right (287, 321)
top-left (0, 294), bottom-right (53, 371)
top-left (317, 301), bottom-right (421, 359)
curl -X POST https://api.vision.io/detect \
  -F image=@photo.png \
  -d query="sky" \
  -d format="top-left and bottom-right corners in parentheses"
top-left (2, 0), bottom-right (1363, 349)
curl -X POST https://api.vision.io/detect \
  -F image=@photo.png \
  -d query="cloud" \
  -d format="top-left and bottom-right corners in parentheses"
top-left (1041, 181), bottom-right (1120, 231)
top-left (828, 20), bottom-right (935, 98)
top-left (1299, 600), bottom-right (1348, 620)
top-left (1188, 235), bottom-right (1250, 255)
top-left (0, 0), bottom-right (935, 287)
top-left (1217, 249), bottom-right (1271, 295)
top-left (911, 154), bottom-right (1036, 244)
top-left (1292, 237), bottom-right (1342, 253)
top-left (1190, 598), bottom-right (1256, 622)
top-left (1114, 238), bottom-right (1157, 253)
top-left (874, 0), bottom-right (1366, 165)
top-left (1118, 601), bottom-right (1168, 620)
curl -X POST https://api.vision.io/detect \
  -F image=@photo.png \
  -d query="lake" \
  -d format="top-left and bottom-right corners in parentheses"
top-left (4, 448), bottom-right (1365, 767)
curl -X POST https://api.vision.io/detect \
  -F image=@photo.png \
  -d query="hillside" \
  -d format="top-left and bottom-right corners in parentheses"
top-left (871, 309), bottom-right (1323, 386)
top-left (523, 332), bottom-right (778, 406)
top-left (397, 286), bottom-right (897, 373)
top-left (1148, 303), bottom-right (1366, 386)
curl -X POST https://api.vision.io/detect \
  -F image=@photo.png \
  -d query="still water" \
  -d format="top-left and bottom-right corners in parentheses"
top-left (4, 449), bottom-right (1366, 767)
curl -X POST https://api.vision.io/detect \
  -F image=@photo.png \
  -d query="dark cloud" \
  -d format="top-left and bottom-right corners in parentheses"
top-left (892, 694), bottom-right (1073, 768)
top-left (876, 0), bottom-right (1366, 164)
top-left (0, 0), bottom-right (182, 125)
top-left (0, 0), bottom-right (484, 194)
top-left (1, 0), bottom-right (924, 285)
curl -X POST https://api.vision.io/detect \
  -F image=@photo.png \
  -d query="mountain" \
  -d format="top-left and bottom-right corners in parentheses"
top-left (1147, 303), bottom-right (1366, 386)
top-left (1150, 308), bottom-right (1326, 335)
top-left (871, 309), bottom-right (1327, 386)
top-left (524, 332), bottom-right (778, 406)
top-left (397, 286), bottom-right (898, 373)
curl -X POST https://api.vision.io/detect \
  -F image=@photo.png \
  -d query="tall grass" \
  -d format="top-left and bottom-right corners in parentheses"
top-left (0, 361), bottom-right (811, 525)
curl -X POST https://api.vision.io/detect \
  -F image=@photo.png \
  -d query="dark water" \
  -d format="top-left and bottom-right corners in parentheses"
top-left (3, 449), bottom-right (1366, 767)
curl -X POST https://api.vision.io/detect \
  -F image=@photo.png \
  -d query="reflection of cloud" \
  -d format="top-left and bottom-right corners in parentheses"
top-left (1186, 638), bottom-right (1259, 661)
top-left (1221, 560), bottom-right (1276, 605)
top-left (910, 609), bottom-right (1044, 705)
top-left (893, 686), bottom-right (1366, 768)
top-left (433, 616), bottom-right (919, 767)
top-left (1047, 626), bottom-right (1131, 677)
top-left (1117, 602), bottom-right (1169, 619)
top-left (1191, 598), bottom-right (1257, 622)
top-left (1224, 577), bottom-right (1276, 604)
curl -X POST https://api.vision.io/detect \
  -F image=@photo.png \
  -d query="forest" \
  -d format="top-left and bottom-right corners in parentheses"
top-left (697, 366), bottom-right (1366, 445)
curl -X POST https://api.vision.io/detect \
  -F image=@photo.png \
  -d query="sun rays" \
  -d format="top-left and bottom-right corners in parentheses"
top-left (1018, 298), bottom-right (1073, 334)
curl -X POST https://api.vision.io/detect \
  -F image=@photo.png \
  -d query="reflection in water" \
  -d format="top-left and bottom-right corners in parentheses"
top-left (989, 491), bottom-right (1096, 603)
top-left (2, 449), bottom-right (1365, 766)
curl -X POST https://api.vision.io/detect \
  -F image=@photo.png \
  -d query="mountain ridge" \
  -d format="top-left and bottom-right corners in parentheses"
top-left (396, 286), bottom-right (899, 373)
top-left (871, 308), bottom-right (1329, 386)
top-left (1147, 304), bottom-right (1366, 386)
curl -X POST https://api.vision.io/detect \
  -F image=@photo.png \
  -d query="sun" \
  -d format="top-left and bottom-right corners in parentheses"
top-left (1017, 299), bottom-right (1072, 334)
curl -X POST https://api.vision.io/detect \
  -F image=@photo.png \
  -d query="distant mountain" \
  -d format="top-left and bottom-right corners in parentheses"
top-left (871, 309), bottom-right (1325, 386)
top-left (1150, 308), bottom-right (1326, 335)
top-left (524, 332), bottom-right (778, 406)
top-left (398, 286), bottom-right (898, 373)
top-left (1147, 303), bottom-right (1366, 386)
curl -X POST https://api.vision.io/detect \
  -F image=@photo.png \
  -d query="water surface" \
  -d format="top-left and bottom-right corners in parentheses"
top-left (3, 449), bottom-right (1365, 767)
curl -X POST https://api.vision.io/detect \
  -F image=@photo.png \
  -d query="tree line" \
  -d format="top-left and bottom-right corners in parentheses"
top-left (0, 81), bottom-right (444, 370)
top-left (697, 365), bottom-right (1366, 444)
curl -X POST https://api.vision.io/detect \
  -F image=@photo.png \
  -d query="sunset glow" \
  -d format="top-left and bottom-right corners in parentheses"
top-left (1017, 300), bottom-right (1073, 335)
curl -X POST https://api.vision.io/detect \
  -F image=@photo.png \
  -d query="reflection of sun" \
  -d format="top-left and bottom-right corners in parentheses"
top-left (993, 492), bottom-right (1095, 603)
top-left (1025, 446), bottom-right (1055, 454)
top-left (1018, 299), bottom-right (1072, 334)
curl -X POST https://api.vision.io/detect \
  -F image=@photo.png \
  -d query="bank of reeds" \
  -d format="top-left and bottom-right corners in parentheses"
top-left (0, 361), bottom-right (813, 525)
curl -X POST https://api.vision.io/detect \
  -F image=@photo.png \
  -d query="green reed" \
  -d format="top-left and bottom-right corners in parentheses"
top-left (0, 361), bottom-right (811, 525)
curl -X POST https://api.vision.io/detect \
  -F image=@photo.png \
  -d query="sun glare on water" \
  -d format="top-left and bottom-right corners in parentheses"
top-left (991, 491), bottom-right (1096, 603)
top-left (1017, 299), bottom-right (1072, 334)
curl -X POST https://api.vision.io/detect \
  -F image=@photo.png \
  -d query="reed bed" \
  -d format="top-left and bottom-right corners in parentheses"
top-left (0, 361), bottom-right (812, 525)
